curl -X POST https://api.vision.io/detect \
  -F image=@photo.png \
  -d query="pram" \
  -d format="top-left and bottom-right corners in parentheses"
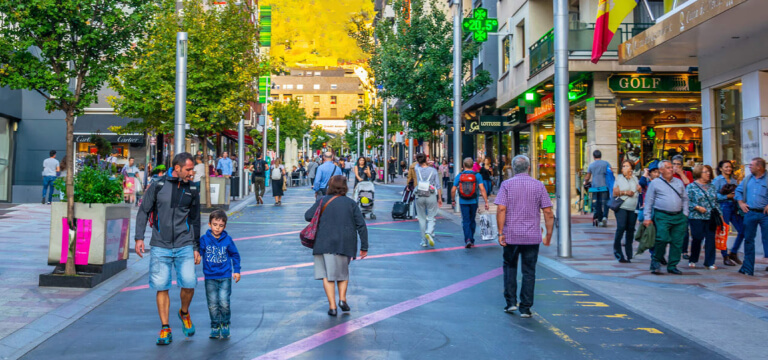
top-left (354, 181), bottom-right (376, 219)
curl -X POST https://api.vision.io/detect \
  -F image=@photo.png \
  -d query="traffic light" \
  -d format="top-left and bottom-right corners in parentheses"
top-left (518, 92), bottom-right (541, 114)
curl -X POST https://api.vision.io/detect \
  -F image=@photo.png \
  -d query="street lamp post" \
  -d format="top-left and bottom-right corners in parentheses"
top-left (238, 118), bottom-right (245, 199)
top-left (452, 0), bottom-right (462, 212)
top-left (173, 32), bottom-right (188, 156)
top-left (383, 99), bottom-right (388, 184)
top-left (554, 0), bottom-right (572, 258)
top-left (262, 99), bottom-right (269, 159)
top-left (276, 118), bottom-right (280, 160)
top-left (357, 120), bottom-right (361, 161)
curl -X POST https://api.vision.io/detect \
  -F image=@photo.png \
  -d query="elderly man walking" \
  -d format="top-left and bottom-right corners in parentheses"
top-left (643, 160), bottom-right (689, 275)
top-left (495, 155), bottom-right (554, 318)
top-left (735, 157), bottom-right (768, 276)
top-left (313, 152), bottom-right (342, 197)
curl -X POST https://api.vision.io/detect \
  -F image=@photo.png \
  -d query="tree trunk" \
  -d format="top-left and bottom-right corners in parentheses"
top-left (202, 133), bottom-right (212, 208)
top-left (64, 111), bottom-right (77, 276)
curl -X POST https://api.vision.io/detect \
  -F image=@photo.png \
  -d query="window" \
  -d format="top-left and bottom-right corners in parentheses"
top-left (271, 95), bottom-right (279, 102)
top-left (330, 96), bottom-right (337, 105)
top-left (330, 108), bottom-right (337, 117)
top-left (314, 71), bottom-right (321, 76)
top-left (282, 94), bottom-right (292, 102)
top-left (274, 85), bottom-right (281, 90)
top-left (285, 84), bottom-right (293, 90)
top-left (296, 71), bottom-right (304, 76)
top-left (297, 84), bottom-right (303, 90)
top-left (330, 84), bottom-right (338, 90)
top-left (313, 96), bottom-right (320, 104)
top-left (502, 35), bottom-right (511, 73)
top-left (717, 82), bottom-right (743, 167)
top-left (313, 84), bottom-right (320, 90)
top-left (306, 72), bottom-right (313, 77)
top-left (313, 108), bottom-right (320, 116)
top-left (516, 21), bottom-right (526, 60)
top-left (358, 94), bottom-right (364, 105)
top-left (296, 95), bottom-right (303, 104)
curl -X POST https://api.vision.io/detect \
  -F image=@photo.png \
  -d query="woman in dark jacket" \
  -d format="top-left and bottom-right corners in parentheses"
top-left (304, 175), bottom-right (368, 316)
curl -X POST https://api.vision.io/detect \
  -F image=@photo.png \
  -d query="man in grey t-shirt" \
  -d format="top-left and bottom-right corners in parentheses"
top-left (42, 150), bottom-right (59, 204)
top-left (583, 150), bottom-right (611, 227)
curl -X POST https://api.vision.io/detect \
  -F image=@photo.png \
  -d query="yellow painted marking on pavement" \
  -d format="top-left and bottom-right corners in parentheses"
top-left (576, 301), bottom-right (609, 307)
top-left (574, 327), bottom-right (591, 333)
top-left (636, 328), bottom-right (664, 334)
top-left (602, 314), bottom-right (631, 319)
top-left (552, 290), bottom-right (590, 296)
top-left (604, 327), bottom-right (624, 332)
top-left (533, 312), bottom-right (595, 359)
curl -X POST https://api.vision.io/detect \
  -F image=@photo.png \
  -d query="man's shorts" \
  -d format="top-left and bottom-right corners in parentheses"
top-left (149, 245), bottom-right (197, 290)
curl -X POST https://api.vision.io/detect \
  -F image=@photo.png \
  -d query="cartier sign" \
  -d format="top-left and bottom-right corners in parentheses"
top-left (74, 134), bottom-right (145, 144)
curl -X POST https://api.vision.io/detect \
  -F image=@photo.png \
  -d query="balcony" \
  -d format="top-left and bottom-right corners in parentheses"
top-left (529, 23), bottom-right (654, 77)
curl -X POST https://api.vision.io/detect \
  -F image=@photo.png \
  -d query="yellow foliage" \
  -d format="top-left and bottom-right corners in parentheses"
top-left (261, 0), bottom-right (373, 67)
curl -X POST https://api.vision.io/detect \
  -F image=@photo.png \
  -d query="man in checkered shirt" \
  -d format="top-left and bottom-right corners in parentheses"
top-left (494, 155), bottom-right (554, 318)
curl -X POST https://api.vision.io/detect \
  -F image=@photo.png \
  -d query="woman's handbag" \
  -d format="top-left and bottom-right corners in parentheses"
top-left (300, 195), bottom-right (339, 248)
top-left (719, 183), bottom-right (737, 195)
top-left (715, 223), bottom-right (730, 251)
top-left (282, 177), bottom-right (287, 192)
top-left (607, 196), bottom-right (625, 212)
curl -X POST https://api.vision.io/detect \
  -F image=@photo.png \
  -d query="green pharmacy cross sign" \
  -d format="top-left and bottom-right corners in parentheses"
top-left (462, 8), bottom-right (498, 42)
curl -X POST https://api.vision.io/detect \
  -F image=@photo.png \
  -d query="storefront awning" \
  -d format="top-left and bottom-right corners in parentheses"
top-left (221, 129), bottom-right (254, 146)
top-left (73, 114), bottom-right (144, 144)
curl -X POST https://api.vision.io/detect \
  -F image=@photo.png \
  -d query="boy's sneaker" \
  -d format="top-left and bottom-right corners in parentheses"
top-left (520, 311), bottom-right (532, 318)
top-left (220, 324), bottom-right (230, 339)
top-left (504, 305), bottom-right (518, 313)
top-left (178, 310), bottom-right (195, 337)
top-left (209, 326), bottom-right (220, 339)
top-left (425, 234), bottom-right (435, 247)
top-left (156, 327), bottom-right (173, 345)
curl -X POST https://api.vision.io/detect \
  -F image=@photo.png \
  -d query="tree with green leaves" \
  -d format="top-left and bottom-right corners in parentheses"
top-left (309, 126), bottom-right (330, 153)
top-left (370, 0), bottom-right (490, 141)
top-left (344, 105), bottom-right (402, 155)
top-left (109, 0), bottom-right (262, 206)
top-left (0, 0), bottom-right (158, 275)
top-left (270, 99), bottom-right (314, 154)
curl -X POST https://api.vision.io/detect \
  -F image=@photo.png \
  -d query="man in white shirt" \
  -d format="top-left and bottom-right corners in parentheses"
top-left (42, 150), bottom-right (60, 204)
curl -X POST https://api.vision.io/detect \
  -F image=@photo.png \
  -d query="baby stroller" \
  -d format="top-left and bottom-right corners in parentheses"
top-left (354, 181), bottom-right (376, 219)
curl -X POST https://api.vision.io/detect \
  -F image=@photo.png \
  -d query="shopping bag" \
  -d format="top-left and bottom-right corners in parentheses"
top-left (479, 213), bottom-right (497, 241)
top-left (715, 223), bottom-right (730, 251)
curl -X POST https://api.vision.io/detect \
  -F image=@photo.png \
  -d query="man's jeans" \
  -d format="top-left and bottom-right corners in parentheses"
top-left (42, 176), bottom-right (57, 202)
top-left (205, 278), bottom-right (232, 328)
top-left (591, 191), bottom-right (609, 221)
top-left (740, 211), bottom-right (768, 275)
top-left (415, 195), bottom-right (438, 240)
top-left (503, 244), bottom-right (540, 312)
top-left (253, 177), bottom-right (265, 199)
top-left (460, 203), bottom-right (479, 244)
top-left (720, 201), bottom-right (745, 256)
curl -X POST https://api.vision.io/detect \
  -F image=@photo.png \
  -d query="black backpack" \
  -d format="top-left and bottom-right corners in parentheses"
top-left (253, 159), bottom-right (266, 176)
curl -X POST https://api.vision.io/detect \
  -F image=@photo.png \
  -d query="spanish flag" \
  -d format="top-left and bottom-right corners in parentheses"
top-left (591, 0), bottom-right (638, 63)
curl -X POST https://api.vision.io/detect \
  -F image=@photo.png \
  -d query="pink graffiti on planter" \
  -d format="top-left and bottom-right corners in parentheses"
top-left (60, 218), bottom-right (93, 265)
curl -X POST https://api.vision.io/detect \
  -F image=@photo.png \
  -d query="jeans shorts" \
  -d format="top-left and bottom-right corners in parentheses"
top-left (150, 245), bottom-right (198, 290)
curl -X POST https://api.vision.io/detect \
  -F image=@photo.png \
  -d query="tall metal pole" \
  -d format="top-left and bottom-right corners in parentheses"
top-left (262, 100), bottom-right (269, 158)
top-left (363, 131), bottom-right (367, 158)
top-left (276, 118), bottom-right (280, 159)
top-left (356, 120), bottom-right (361, 161)
top-left (383, 100), bottom-right (388, 184)
top-left (554, 0), bottom-right (571, 258)
top-left (238, 118), bottom-right (245, 199)
top-left (452, 0), bottom-right (462, 212)
top-left (173, 32), bottom-right (188, 156)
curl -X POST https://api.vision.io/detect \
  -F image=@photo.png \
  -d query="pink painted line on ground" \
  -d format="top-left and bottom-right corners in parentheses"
top-left (120, 243), bottom-right (497, 292)
top-left (230, 219), bottom-right (424, 242)
top-left (252, 267), bottom-right (503, 360)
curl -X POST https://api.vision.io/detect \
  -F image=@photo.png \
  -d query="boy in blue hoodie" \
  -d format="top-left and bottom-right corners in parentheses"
top-left (199, 210), bottom-right (241, 339)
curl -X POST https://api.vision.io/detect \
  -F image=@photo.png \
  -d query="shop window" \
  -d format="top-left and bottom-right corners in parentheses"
top-left (330, 96), bottom-right (337, 105)
top-left (313, 108), bottom-right (320, 117)
top-left (717, 83), bottom-right (743, 167)
top-left (330, 108), bottom-right (337, 117)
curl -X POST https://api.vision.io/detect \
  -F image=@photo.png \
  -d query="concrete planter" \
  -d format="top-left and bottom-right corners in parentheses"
top-left (40, 202), bottom-right (131, 288)
top-left (199, 177), bottom-right (230, 209)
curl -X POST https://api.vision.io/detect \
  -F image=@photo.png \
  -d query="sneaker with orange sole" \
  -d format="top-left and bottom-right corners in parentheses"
top-left (156, 327), bottom-right (172, 345)
top-left (178, 310), bottom-right (195, 337)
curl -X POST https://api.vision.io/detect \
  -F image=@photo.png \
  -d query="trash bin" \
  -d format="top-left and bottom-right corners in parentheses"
top-left (231, 176), bottom-right (240, 198)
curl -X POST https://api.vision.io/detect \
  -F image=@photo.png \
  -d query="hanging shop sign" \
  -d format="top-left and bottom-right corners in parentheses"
top-left (608, 74), bottom-right (701, 93)
top-left (464, 120), bottom-right (480, 134)
top-left (478, 116), bottom-right (516, 132)
top-left (568, 78), bottom-right (589, 102)
top-left (74, 134), bottom-right (145, 144)
top-left (527, 94), bottom-right (554, 123)
top-left (594, 98), bottom-right (615, 108)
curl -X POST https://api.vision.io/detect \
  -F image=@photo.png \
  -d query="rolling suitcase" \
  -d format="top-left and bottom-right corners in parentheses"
top-left (392, 201), bottom-right (409, 219)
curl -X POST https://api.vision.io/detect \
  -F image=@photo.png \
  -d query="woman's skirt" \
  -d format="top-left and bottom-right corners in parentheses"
top-left (314, 254), bottom-right (351, 281)
top-left (272, 178), bottom-right (284, 196)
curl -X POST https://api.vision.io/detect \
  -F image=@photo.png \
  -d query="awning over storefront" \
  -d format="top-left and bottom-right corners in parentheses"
top-left (619, 0), bottom-right (750, 66)
top-left (221, 129), bottom-right (255, 146)
top-left (73, 114), bottom-right (144, 144)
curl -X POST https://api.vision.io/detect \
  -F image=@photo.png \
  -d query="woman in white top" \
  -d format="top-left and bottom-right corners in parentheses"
top-left (612, 160), bottom-right (641, 263)
top-left (271, 158), bottom-right (286, 205)
top-left (193, 155), bottom-right (206, 187)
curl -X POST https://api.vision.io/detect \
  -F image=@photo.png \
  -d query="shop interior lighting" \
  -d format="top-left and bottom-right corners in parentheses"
top-left (690, 107), bottom-right (698, 110)
top-left (536, 88), bottom-right (546, 93)
top-left (736, 82), bottom-right (742, 86)
top-left (660, 98), bottom-right (668, 102)
top-left (544, 83), bottom-right (554, 88)
top-left (689, 99), bottom-right (697, 102)
top-left (650, 108), bottom-right (656, 111)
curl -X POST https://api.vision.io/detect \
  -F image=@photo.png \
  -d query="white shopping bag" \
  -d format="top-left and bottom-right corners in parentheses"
top-left (479, 213), bottom-right (497, 241)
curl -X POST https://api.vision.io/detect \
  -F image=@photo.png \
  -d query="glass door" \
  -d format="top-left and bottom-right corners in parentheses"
top-left (0, 117), bottom-right (12, 202)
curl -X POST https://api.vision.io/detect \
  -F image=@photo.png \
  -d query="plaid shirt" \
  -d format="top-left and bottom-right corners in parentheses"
top-left (494, 174), bottom-right (552, 245)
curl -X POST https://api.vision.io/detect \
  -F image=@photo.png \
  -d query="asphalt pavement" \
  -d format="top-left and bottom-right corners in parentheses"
top-left (20, 181), bottom-right (722, 359)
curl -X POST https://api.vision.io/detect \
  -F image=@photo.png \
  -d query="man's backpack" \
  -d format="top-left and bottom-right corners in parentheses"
top-left (458, 172), bottom-right (478, 199)
top-left (253, 159), bottom-right (266, 176)
top-left (147, 179), bottom-right (165, 229)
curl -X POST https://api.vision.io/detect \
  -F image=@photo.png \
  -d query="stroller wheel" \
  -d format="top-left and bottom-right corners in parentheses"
top-left (370, 214), bottom-right (376, 220)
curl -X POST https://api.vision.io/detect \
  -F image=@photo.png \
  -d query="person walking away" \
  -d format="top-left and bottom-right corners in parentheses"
top-left (643, 160), bottom-right (689, 275)
top-left (42, 150), bottom-right (59, 205)
top-left (388, 157), bottom-right (397, 182)
top-left (313, 152), bottom-right (342, 197)
top-left (345, 157), bottom-right (354, 181)
top-left (134, 152), bottom-right (201, 345)
top-left (480, 158), bottom-right (494, 195)
top-left (199, 210), bottom-right (241, 339)
top-left (735, 157), bottom-right (768, 276)
top-left (495, 155), bottom-right (554, 318)
top-left (251, 152), bottom-right (268, 204)
top-left (217, 152), bottom-right (233, 178)
top-left (452, 157), bottom-right (490, 248)
top-left (122, 157), bottom-right (141, 205)
top-left (339, 158), bottom-right (347, 181)
top-left (439, 159), bottom-right (451, 204)
top-left (583, 150), bottom-right (611, 227)
top-left (305, 175), bottom-right (368, 316)
top-left (354, 156), bottom-right (371, 188)
top-left (307, 157), bottom-right (319, 186)
top-left (193, 156), bottom-right (205, 189)
top-left (270, 158), bottom-right (286, 205)
top-left (686, 165), bottom-right (722, 270)
top-left (413, 153), bottom-right (442, 247)
top-left (612, 160), bottom-right (641, 263)
top-left (713, 160), bottom-right (743, 266)
top-left (57, 156), bottom-right (68, 201)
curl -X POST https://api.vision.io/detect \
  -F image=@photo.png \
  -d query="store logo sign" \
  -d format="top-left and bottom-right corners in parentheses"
top-left (527, 94), bottom-right (555, 123)
top-left (608, 74), bottom-right (701, 93)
